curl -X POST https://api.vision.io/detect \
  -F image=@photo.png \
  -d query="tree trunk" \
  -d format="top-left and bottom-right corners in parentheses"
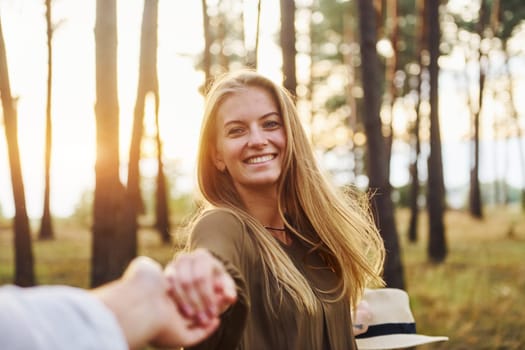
top-left (383, 0), bottom-right (398, 183)
top-left (39, 0), bottom-right (54, 240)
top-left (145, 1), bottom-right (171, 244)
top-left (503, 44), bottom-right (525, 212)
top-left (217, 11), bottom-right (228, 72)
top-left (426, 0), bottom-right (447, 263)
top-left (357, 0), bottom-right (405, 289)
top-left (469, 1), bottom-right (487, 219)
top-left (408, 0), bottom-right (426, 243)
top-left (250, 0), bottom-right (262, 69)
top-left (126, 0), bottom-right (161, 259)
top-left (280, 0), bottom-right (297, 96)
top-left (201, 0), bottom-right (212, 91)
top-left (0, 18), bottom-right (35, 287)
top-left (255, 0), bottom-right (262, 68)
top-left (154, 107), bottom-right (171, 243)
top-left (91, 0), bottom-right (131, 287)
top-left (127, 0), bottom-right (170, 244)
top-left (343, 6), bottom-right (358, 182)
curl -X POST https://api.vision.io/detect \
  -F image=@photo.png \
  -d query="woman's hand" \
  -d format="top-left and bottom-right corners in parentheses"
top-left (352, 300), bottom-right (372, 336)
top-left (165, 248), bottom-right (237, 327)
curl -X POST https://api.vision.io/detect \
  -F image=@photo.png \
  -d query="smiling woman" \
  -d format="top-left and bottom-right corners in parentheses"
top-left (163, 70), bottom-right (385, 350)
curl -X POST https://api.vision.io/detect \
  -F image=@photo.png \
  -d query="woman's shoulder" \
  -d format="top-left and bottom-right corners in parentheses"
top-left (190, 208), bottom-right (253, 250)
top-left (190, 208), bottom-right (259, 274)
top-left (195, 208), bottom-right (246, 234)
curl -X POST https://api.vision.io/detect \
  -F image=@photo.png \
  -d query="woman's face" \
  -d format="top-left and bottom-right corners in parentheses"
top-left (213, 86), bottom-right (286, 195)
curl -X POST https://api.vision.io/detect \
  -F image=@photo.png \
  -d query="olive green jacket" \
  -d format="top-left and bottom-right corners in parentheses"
top-left (186, 209), bottom-right (357, 350)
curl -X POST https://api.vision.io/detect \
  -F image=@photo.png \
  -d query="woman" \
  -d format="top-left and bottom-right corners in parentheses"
top-left (166, 70), bottom-right (385, 349)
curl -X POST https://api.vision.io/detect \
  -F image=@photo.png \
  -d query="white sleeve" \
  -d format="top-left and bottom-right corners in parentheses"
top-left (0, 285), bottom-right (128, 350)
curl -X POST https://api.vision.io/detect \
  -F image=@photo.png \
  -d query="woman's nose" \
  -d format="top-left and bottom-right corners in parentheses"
top-left (247, 127), bottom-right (268, 147)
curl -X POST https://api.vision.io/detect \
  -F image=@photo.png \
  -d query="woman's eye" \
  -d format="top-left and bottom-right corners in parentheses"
top-left (226, 127), bottom-right (244, 136)
top-left (263, 120), bottom-right (280, 129)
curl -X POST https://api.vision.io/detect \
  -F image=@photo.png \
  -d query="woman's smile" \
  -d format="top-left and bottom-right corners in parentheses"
top-left (244, 154), bottom-right (276, 164)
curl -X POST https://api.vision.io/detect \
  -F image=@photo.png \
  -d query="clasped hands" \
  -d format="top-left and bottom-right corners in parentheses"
top-left (99, 249), bottom-right (237, 349)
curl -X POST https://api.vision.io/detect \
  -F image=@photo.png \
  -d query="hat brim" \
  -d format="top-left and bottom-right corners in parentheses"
top-left (356, 334), bottom-right (449, 350)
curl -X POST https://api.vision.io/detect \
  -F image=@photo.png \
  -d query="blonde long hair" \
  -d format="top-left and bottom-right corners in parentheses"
top-left (191, 69), bottom-right (384, 312)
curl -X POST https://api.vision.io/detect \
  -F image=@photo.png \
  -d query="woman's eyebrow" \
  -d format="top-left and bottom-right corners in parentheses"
top-left (259, 112), bottom-right (280, 119)
top-left (223, 111), bottom-right (280, 127)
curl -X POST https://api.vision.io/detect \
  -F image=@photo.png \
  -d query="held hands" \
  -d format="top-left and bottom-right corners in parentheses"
top-left (165, 248), bottom-right (238, 328)
top-left (117, 256), bottom-right (226, 348)
top-left (107, 253), bottom-right (237, 349)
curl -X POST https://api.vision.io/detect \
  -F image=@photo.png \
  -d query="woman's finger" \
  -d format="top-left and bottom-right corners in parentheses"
top-left (165, 254), bottom-right (198, 318)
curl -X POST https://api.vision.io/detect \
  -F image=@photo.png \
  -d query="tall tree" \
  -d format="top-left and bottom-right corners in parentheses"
top-left (356, 0), bottom-right (405, 289)
top-left (91, 0), bottom-right (131, 287)
top-left (39, 0), bottom-right (55, 240)
top-left (491, 0), bottom-right (525, 210)
top-left (245, 0), bottom-right (262, 69)
top-left (342, 3), bottom-right (359, 181)
top-left (408, 0), bottom-right (426, 243)
top-left (201, 0), bottom-right (212, 91)
top-left (253, 0), bottom-right (262, 69)
top-left (0, 17), bottom-right (35, 286)
top-left (127, 0), bottom-right (171, 243)
top-left (469, 0), bottom-right (488, 219)
top-left (426, 0), bottom-right (447, 263)
top-left (126, 0), bottom-right (150, 257)
top-left (280, 0), bottom-right (297, 96)
top-left (154, 104), bottom-right (170, 243)
top-left (198, 0), bottom-right (252, 88)
top-left (383, 0), bottom-right (399, 182)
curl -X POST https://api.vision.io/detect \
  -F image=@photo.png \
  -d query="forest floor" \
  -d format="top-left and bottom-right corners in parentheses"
top-left (1, 206), bottom-right (524, 349)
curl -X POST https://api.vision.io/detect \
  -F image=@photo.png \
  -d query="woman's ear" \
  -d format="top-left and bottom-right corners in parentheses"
top-left (212, 150), bottom-right (226, 172)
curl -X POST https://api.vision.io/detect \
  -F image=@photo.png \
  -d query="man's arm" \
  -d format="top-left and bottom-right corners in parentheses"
top-left (0, 256), bottom-right (229, 350)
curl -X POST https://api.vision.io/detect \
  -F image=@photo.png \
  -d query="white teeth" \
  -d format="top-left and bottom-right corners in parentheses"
top-left (246, 154), bottom-right (274, 164)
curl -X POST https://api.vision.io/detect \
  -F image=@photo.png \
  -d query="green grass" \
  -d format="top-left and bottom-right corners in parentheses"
top-left (396, 206), bottom-right (525, 350)
top-left (1, 207), bottom-right (524, 349)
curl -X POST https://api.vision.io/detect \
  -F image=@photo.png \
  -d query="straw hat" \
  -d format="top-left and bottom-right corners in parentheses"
top-left (355, 288), bottom-right (449, 350)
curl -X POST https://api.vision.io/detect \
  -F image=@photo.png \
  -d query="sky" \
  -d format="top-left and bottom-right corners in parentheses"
top-left (0, 0), bottom-right (524, 218)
